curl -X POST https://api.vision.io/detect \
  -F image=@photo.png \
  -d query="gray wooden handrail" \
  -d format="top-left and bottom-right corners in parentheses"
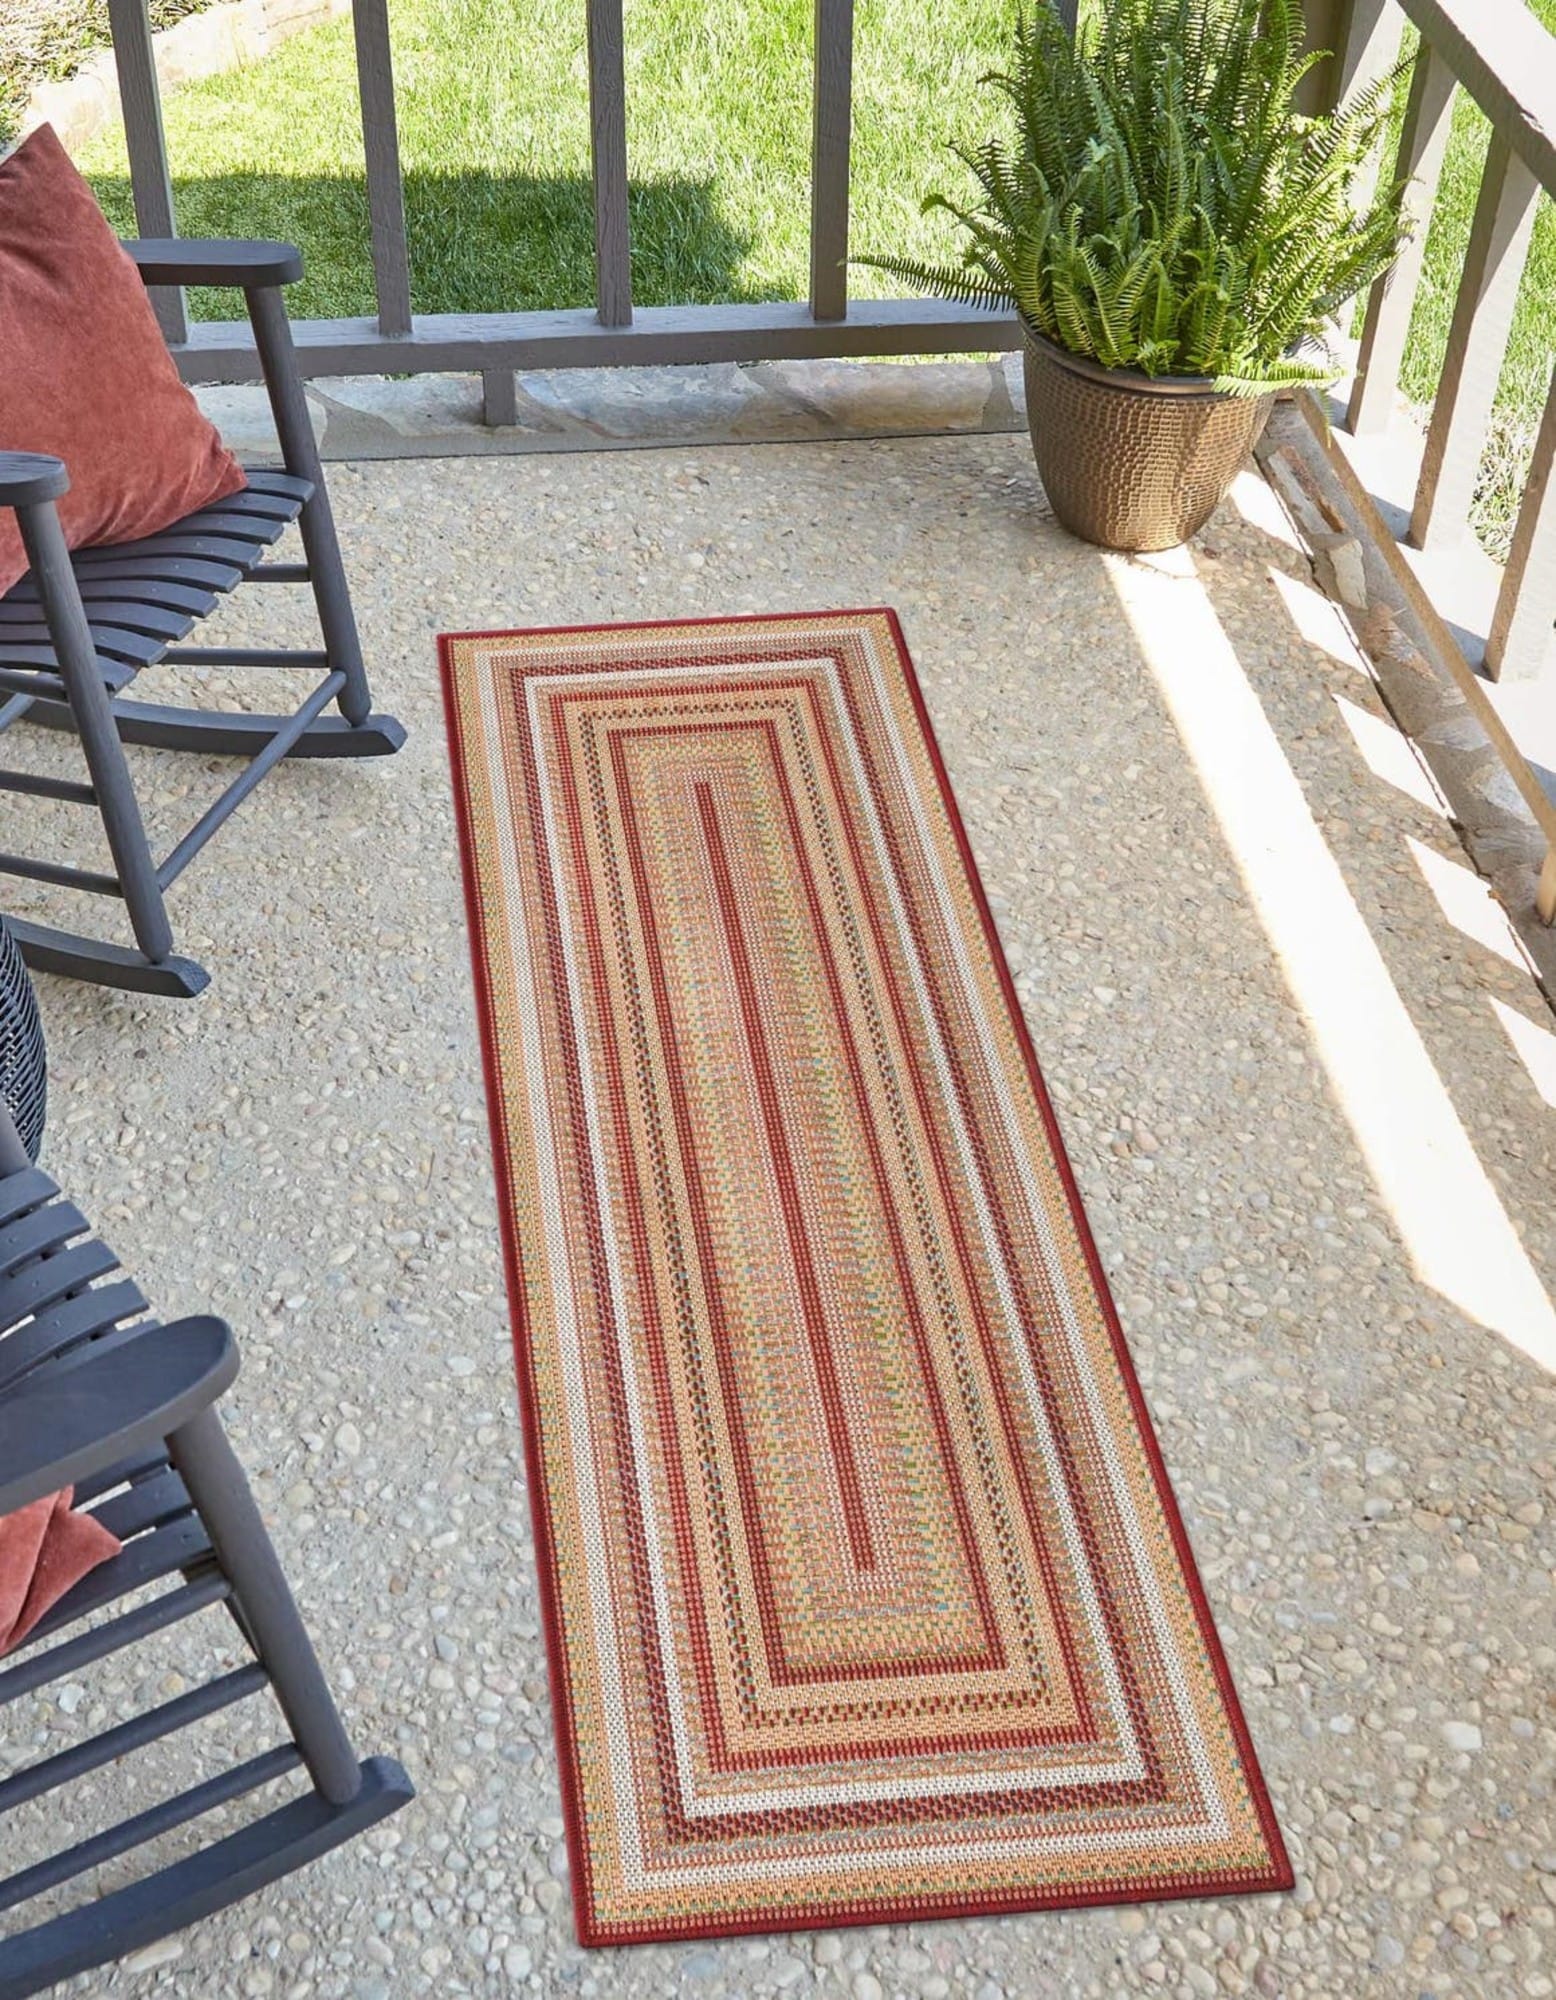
top-left (1314, 0), bottom-right (1556, 694)
top-left (1309, 0), bottom-right (1556, 918)
top-left (1388, 0), bottom-right (1556, 198)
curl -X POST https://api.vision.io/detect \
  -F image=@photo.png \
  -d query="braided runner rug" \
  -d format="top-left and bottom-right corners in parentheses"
top-left (440, 611), bottom-right (1290, 1943)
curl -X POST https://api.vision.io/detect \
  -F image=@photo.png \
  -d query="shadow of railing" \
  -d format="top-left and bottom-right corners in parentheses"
top-left (1105, 485), bottom-right (1556, 1374)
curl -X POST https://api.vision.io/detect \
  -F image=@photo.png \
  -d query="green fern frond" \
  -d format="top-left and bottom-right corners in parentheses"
top-left (858, 0), bottom-right (1408, 386)
top-left (857, 253), bottom-right (1013, 313)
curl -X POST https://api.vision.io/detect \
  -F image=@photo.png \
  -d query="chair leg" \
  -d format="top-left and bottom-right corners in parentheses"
top-left (248, 287), bottom-right (374, 730)
top-left (14, 500), bottom-right (175, 968)
top-left (168, 1407), bottom-right (362, 1806)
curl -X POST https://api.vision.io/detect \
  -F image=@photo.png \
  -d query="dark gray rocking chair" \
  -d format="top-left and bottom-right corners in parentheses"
top-left (0, 240), bottom-right (405, 999)
top-left (0, 1103), bottom-right (413, 1997)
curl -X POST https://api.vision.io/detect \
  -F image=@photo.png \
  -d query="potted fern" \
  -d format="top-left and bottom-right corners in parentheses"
top-left (870, 0), bottom-right (1407, 551)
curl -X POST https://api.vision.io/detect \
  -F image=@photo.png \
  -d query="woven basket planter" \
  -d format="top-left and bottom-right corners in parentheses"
top-left (1021, 325), bottom-right (1274, 553)
top-left (0, 916), bottom-right (46, 1162)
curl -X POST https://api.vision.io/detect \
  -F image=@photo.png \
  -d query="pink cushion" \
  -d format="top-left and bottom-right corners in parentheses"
top-left (0, 124), bottom-right (245, 597)
top-left (1, 1487), bottom-right (121, 1656)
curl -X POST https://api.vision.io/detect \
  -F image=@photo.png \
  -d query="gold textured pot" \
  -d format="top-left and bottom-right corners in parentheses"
top-left (1021, 325), bottom-right (1275, 552)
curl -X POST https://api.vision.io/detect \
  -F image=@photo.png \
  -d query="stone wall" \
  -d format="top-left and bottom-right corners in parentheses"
top-left (21, 0), bottom-right (353, 155)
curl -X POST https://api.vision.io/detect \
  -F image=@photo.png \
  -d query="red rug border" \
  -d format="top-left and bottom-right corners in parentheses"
top-left (437, 609), bottom-right (1294, 1948)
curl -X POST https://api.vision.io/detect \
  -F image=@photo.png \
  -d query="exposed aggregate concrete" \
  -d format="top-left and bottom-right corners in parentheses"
top-left (4, 430), bottom-right (1553, 1999)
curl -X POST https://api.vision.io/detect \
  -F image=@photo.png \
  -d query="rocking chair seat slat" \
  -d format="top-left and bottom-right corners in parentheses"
top-left (0, 1279), bottom-right (152, 1395)
top-left (0, 622), bottom-right (169, 667)
top-left (0, 1238), bottom-right (119, 1332)
top-left (188, 488), bottom-right (306, 522)
top-left (5, 554), bottom-right (248, 596)
top-left (0, 598), bottom-right (197, 642)
top-left (240, 469), bottom-right (313, 501)
top-left (0, 1199), bottom-right (89, 1275)
top-left (71, 532), bottom-right (281, 567)
top-left (0, 652), bottom-right (137, 691)
top-left (44, 575), bottom-right (223, 616)
top-left (166, 512), bottom-right (289, 548)
top-left (0, 1166), bottom-right (54, 1227)
top-left (69, 1441), bottom-right (174, 1508)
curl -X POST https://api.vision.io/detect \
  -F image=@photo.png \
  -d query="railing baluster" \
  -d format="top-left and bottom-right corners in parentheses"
top-left (1409, 130), bottom-right (1539, 548)
top-left (1485, 362), bottom-right (1556, 682)
top-left (1332, 0), bottom-right (1406, 104)
top-left (351, 0), bottom-right (413, 339)
top-left (1299, 0), bottom-right (1405, 116)
top-left (809, 0), bottom-right (855, 323)
top-left (1347, 40), bottom-right (1456, 435)
top-left (105, 0), bottom-right (187, 347)
top-left (588, 0), bottom-right (633, 328)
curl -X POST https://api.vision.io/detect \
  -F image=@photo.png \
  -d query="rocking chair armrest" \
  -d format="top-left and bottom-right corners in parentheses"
top-left (122, 239), bottom-right (305, 290)
top-left (0, 452), bottom-right (68, 511)
top-left (0, 1316), bottom-right (237, 1517)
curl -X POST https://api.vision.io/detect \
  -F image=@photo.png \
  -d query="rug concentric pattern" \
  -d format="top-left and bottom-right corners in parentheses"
top-left (440, 610), bottom-right (1289, 1942)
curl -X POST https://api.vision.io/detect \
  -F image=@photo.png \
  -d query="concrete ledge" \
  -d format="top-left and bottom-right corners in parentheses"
top-left (195, 353), bottom-right (1031, 463)
top-left (21, 0), bottom-right (351, 155)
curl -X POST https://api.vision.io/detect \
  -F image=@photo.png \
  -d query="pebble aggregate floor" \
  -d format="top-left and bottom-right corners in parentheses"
top-left (5, 432), bottom-right (1554, 2000)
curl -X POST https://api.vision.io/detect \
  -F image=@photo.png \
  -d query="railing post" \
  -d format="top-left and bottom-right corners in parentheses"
top-left (1409, 130), bottom-right (1539, 549)
top-left (809, 0), bottom-right (855, 323)
top-left (1347, 40), bottom-right (1456, 435)
top-left (1298, 0), bottom-right (1403, 116)
top-left (351, 0), bottom-right (413, 339)
top-left (1485, 362), bottom-right (1556, 682)
top-left (587, 0), bottom-right (633, 329)
top-left (105, 0), bottom-right (187, 347)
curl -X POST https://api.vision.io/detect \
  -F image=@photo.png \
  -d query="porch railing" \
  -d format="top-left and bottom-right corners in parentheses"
top-left (104, 0), bottom-right (1554, 910)
top-left (1303, 0), bottom-right (1556, 921)
top-left (103, 0), bottom-right (1060, 406)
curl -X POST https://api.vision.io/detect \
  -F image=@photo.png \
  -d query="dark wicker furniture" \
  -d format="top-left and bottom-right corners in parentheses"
top-left (0, 240), bottom-right (405, 998)
top-left (0, 918), bottom-right (44, 1163)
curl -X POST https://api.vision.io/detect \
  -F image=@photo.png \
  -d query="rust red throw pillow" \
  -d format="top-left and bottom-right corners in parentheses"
top-left (0, 124), bottom-right (245, 597)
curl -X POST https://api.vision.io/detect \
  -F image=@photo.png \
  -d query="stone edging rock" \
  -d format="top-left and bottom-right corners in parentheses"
top-left (21, 0), bottom-right (351, 156)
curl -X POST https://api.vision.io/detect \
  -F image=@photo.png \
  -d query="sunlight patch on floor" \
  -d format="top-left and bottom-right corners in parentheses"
top-left (1263, 567), bottom-right (1372, 675)
top-left (1107, 544), bottom-right (1556, 1375)
top-left (1332, 694), bottom-right (1450, 817)
top-left (1228, 468), bottom-right (1307, 554)
top-left (1407, 838), bottom-right (1531, 973)
top-left (1491, 998), bottom-right (1556, 1111)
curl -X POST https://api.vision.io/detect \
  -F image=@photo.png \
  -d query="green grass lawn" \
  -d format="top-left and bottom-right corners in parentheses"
top-left (78, 0), bottom-right (1553, 555)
